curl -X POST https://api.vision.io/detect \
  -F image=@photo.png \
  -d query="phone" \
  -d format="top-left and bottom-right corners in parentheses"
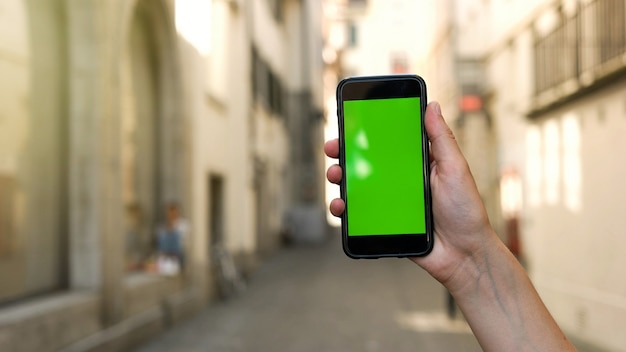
top-left (336, 75), bottom-right (433, 258)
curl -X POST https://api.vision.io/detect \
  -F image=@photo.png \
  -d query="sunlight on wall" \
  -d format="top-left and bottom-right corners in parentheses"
top-left (501, 169), bottom-right (522, 218)
top-left (175, 0), bottom-right (212, 55)
top-left (526, 114), bottom-right (582, 212)
top-left (526, 125), bottom-right (542, 207)
top-left (562, 113), bottom-right (582, 212)
top-left (544, 120), bottom-right (560, 205)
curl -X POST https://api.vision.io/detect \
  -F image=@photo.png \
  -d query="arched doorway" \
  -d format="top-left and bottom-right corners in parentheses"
top-left (121, 0), bottom-right (186, 274)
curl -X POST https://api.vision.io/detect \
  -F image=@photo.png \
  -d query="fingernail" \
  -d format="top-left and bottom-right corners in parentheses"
top-left (433, 102), bottom-right (442, 116)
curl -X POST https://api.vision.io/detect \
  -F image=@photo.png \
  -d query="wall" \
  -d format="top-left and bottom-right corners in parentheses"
top-left (525, 80), bottom-right (626, 350)
top-left (0, 0), bottom-right (69, 304)
top-left (0, 0), bottom-right (203, 350)
top-left (340, 0), bottom-right (432, 77)
top-left (463, 0), bottom-right (626, 349)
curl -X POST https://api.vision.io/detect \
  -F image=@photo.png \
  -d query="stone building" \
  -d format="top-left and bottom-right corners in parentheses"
top-left (0, 0), bottom-right (324, 350)
top-left (427, 0), bottom-right (626, 349)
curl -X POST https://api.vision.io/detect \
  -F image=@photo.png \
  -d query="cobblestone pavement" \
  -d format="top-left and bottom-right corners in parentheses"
top-left (135, 233), bottom-right (482, 352)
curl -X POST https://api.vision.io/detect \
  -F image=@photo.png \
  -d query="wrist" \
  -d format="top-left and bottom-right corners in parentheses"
top-left (440, 229), bottom-right (576, 351)
top-left (442, 229), bottom-right (509, 298)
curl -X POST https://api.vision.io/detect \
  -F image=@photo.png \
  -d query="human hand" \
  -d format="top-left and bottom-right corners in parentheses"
top-left (325, 102), bottom-right (500, 292)
top-left (327, 102), bottom-right (578, 351)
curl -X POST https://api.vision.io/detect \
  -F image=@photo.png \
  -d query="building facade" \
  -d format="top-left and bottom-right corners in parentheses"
top-left (321, 0), bottom-right (437, 224)
top-left (0, 0), bottom-right (324, 351)
top-left (428, 0), bottom-right (626, 349)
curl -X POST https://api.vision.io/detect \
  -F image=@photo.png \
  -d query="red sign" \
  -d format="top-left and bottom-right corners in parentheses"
top-left (459, 95), bottom-right (482, 112)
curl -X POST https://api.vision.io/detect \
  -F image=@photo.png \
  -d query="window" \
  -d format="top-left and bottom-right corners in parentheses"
top-left (251, 46), bottom-right (285, 117)
top-left (347, 22), bottom-right (358, 47)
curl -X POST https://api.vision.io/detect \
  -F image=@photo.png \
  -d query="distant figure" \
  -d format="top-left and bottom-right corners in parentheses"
top-left (156, 203), bottom-right (189, 275)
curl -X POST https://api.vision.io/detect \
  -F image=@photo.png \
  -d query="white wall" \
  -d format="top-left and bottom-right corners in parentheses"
top-left (341, 0), bottom-right (434, 76)
top-left (181, 0), bottom-right (257, 259)
top-left (524, 81), bottom-right (626, 350)
top-left (185, 0), bottom-right (317, 256)
top-left (476, 1), bottom-right (626, 349)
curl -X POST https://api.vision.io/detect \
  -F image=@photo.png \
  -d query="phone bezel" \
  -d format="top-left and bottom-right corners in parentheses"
top-left (336, 75), bottom-right (433, 259)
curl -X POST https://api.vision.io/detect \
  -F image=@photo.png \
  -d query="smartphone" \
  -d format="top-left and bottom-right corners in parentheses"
top-left (336, 75), bottom-right (433, 258)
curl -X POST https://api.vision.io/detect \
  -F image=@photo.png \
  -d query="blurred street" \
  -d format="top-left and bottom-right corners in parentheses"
top-left (135, 232), bottom-right (481, 352)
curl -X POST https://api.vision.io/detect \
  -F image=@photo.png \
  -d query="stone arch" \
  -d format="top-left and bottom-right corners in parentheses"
top-left (119, 0), bottom-right (187, 273)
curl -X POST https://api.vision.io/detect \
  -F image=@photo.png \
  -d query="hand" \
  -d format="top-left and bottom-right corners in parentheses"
top-left (327, 102), bottom-right (576, 351)
top-left (325, 102), bottom-right (499, 291)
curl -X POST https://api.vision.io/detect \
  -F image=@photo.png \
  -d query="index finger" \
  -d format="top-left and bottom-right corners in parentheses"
top-left (324, 138), bottom-right (339, 159)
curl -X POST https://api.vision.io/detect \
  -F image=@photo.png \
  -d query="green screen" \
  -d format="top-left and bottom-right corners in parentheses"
top-left (344, 97), bottom-right (426, 236)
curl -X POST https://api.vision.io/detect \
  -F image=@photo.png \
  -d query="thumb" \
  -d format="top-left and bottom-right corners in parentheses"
top-left (425, 102), bottom-right (464, 165)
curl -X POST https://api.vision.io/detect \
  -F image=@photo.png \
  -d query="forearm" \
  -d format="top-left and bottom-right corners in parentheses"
top-left (449, 231), bottom-right (576, 352)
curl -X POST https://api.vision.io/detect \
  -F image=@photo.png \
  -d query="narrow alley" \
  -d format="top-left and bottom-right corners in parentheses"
top-left (135, 232), bottom-right (481, 352)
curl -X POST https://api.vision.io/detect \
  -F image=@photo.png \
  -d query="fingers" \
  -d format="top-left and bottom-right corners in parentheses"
top-left (326, 164), bottom-right (342, 184)
top-left (324, 138), bottom-right (339, 159)
top-left (425, 102), bottom-right (464, 164)
top-left (329, 198), bottom-right (345, 217)
top-left (325, 138), bottom-right (344, 217)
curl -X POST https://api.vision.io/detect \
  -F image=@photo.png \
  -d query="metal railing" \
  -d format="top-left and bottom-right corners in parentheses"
top-left (534, 0), bottom-right (626, 95)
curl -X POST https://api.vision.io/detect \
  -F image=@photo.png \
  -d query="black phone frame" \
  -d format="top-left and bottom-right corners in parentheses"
top-left (336, 75), bottom-right (433, 259)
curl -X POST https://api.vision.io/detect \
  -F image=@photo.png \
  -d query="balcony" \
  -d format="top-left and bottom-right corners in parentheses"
top-left (532, 0), bottom-right (626, 114)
